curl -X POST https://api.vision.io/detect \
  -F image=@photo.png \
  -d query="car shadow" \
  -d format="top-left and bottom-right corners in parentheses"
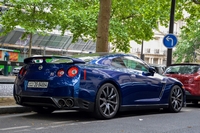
top-left (22, 110), bottom-right (97, 122)
top-left (22, 108), bottom-right (171, 122)
top-left (186, 103), bottom-right (200, 108)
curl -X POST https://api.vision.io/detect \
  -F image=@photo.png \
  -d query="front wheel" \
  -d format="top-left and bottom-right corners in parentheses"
top-left (168, 85), bottom-right (184, 113)
top-left (94, 83), bottom-right (120, 119)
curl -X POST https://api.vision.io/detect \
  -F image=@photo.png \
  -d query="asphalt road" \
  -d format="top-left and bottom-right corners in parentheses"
top-left (0, 104), bottom-right (200, 133)
top-left (1, 76), bottom-right (200, 133)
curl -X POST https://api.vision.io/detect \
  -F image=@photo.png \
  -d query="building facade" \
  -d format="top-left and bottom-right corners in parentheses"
top-left (130, 20), bottom-right (185, 66)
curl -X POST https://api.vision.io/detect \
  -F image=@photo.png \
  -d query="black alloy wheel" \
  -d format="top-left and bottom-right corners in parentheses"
top-left (95, 83), bottom-right (120, 119)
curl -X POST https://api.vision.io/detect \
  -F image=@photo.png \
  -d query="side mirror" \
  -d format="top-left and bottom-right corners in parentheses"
top-left (142, 67), bottom-right (156, 76)
top-left (149, 67), bottom-right (156, 75)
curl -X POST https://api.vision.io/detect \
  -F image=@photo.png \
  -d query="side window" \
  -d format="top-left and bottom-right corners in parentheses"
top-left (111, 57), bottom-right (126, 68)
top-left (165, 66), bottom-right (179, 74)
top-left (123, 56), bottom-right (148, 72)
top-left (123, 59), bottom-right (137, 69)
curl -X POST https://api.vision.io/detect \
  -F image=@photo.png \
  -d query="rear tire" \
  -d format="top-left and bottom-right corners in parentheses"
top-left (168, 85), bottom-right (183, 113)
top-left (94, 83), bottom-right (120, 119)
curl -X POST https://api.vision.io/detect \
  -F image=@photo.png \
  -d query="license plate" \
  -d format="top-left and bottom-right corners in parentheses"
top-left (28, 81), bottom-right (48, 88)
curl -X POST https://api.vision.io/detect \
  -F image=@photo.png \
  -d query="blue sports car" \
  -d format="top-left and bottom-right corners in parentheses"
top-left (13, 53), bottom-right (185, 119)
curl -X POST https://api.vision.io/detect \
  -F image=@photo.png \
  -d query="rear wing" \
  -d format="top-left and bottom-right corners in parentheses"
top-left (24, 55), bottom-right (85, 64)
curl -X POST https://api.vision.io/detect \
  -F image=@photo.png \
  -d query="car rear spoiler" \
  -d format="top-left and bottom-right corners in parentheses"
top-left (24, 55), bottom-right (85, 64)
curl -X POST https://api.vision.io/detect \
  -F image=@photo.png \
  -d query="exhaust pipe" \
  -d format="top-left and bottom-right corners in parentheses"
top-left (58, 99), bottom-right (65, 108)
top-left (65, 99), bottom-right (74, 107)
top-left (58, 98), bottom-right (74, 108)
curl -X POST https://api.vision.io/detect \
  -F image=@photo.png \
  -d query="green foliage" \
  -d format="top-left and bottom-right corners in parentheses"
top-left (0, 0), bottom-right (200, 54)
top-left (173, 1), bottom-right (200, 63)
top-left (173, 19), bottom-right (200, 63)
top-left (57, 0), bottom-right (187, 53)
top-left (0, 0), bottom-right (67, 36)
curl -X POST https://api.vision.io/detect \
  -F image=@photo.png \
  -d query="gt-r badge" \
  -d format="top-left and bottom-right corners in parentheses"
top-left (38, 65), bottom-right (43, 70)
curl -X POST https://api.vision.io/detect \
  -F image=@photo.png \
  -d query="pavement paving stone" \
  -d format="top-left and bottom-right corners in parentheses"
top-left (0, 75), bottom-right (32, 114)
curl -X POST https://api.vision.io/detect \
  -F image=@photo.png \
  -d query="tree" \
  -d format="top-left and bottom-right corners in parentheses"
top-left (58, 0), bottom-right (187, 53)
top-left (173, 20), bottom-right (200, 63)
top-left (1, 0), bottom-right (199, 55)
top-left (0, 0), bottom-right (70, 57)
top-left (96, 0), bottom-right (111, 52)
top-left (173, 1), bottom-right (200, 63)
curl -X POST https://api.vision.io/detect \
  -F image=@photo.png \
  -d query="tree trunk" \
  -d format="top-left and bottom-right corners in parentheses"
top-left (28, 33), bottom-right (32, 57)
top-left (96, 0), bottom-right (111, 52)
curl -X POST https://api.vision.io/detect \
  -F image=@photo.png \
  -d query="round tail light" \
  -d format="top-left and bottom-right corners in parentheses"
top-left (57, 69), bottom-right (65, 77)
top-left (67, 66), bottom-right (79, 77)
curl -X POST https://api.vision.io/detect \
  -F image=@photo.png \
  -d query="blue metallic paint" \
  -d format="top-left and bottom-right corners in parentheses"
top-left (13, 54), bottom-right (185, 113)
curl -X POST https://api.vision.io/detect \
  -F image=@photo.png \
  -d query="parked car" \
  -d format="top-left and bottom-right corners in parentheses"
top-left (0, 68), bottom-right (3, 75)
top-left (150, 64), bottom-right (166, 74)
top-left (13, 53), bottom-right (185, 119)
top-left (12, 66), bottom-right (22, 76)
top-left (163, 63), bottom-right (200, 104)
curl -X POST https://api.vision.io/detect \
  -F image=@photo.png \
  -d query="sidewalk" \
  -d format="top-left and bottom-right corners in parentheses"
top-left (0, 75), bottom-right (32, 114)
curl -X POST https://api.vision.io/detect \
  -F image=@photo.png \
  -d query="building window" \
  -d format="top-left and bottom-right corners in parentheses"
top-left (136, 48), bottom-right (140, 53)
top-left (145, 48), bottom-right (150, 53)
top-left (163, 50), bottom-right (167, 55)
top-left (154, 49), bottom-right (159, 54)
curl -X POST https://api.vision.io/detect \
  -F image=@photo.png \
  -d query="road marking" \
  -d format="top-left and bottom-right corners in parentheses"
top-left (51, 121), bottom-right (74, 124)
top-left (0, 126), bottom-right (31, 131)
top-left (0, 120), bottom-right (105, 132)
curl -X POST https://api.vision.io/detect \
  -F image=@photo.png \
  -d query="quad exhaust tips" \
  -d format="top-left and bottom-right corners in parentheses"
top-left (58, 98), bottom-right (74, 108)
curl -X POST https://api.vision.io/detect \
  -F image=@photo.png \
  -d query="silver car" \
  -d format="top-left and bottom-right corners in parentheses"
top-left (12, 66), bottom-right (22, 76)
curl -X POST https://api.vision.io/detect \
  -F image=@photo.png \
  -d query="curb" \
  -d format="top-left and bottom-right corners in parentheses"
top-left (0, 76), bottom-right (32, 114)
top-left (0, 106), bottom-right (32, 114)
top-left (0, 97), bottom-right (32, 114)
top-left (0, 82), bottom-right (15, 84)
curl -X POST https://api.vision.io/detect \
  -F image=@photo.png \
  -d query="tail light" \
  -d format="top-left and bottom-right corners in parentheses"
top-left (67, 66), bottom-right (78, 77)
top-left (194, 75), bottom-right (200, 81)
top-left (19, 67), bottom-right (26, 76)
top-left (57, 69), bottom-right (65, 77)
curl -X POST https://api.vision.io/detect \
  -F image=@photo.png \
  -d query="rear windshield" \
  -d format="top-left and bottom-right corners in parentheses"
top-left (31, 58), bottom-right (73, 64)
top-left (165, 65), bottom-right (200, 74)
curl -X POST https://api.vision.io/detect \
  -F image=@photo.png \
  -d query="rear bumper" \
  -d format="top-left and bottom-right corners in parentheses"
top-left (14, 95), bottom-right (94, 112)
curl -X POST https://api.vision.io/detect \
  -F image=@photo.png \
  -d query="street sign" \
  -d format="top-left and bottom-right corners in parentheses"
top-left (163, 34), bottom-right (178, 49)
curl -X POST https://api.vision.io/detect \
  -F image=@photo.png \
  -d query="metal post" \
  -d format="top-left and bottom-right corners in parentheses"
top-left (140, 40), bottom-right (144, 60)
top-left (166, 0), bottom-right (175, 67)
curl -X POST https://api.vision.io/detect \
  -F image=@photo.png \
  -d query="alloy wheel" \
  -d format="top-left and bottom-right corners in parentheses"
top-left (169, 85), bottom-right (183, 112)
top-left (95, 83), bottom-right (120, 119)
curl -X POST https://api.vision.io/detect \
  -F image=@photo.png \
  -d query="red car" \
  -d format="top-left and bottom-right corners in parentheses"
top-left (164, 63), bottom-right (200, 104)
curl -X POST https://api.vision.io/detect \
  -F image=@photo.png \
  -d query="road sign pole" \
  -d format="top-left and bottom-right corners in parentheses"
top-left (140, 40), bottom-right (144, 60)
top-left (166, 0), bottom-right (176, 67)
